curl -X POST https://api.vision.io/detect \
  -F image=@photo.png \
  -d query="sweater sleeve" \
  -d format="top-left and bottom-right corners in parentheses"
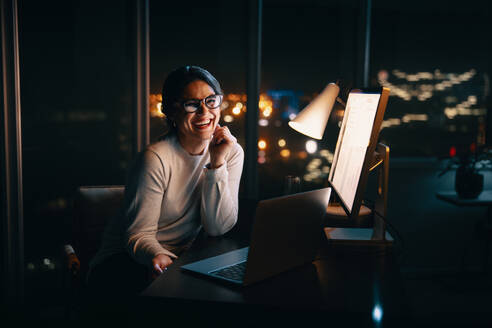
top-left (200, 144), bottom-right (244, 236)
top-left (123, 150), bottom-right (177, 266)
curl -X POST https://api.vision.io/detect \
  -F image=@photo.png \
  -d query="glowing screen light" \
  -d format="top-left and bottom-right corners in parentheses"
top-left (372, 304), bottom-right (383, 323)
top-left (330, 92), bottom-right (380, 212)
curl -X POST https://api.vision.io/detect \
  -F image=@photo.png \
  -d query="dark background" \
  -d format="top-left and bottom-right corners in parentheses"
top-left (12, 0), bottom-right (492, 322)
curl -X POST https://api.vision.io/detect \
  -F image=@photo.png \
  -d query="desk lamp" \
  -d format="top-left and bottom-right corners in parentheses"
top-left (289, 82), bottom-right (393, 246)
top-left (288, 83), bottom-right (343, 140)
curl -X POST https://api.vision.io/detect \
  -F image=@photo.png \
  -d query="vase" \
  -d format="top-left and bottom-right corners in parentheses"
top-left (455, 164), bottom-right (484, 199)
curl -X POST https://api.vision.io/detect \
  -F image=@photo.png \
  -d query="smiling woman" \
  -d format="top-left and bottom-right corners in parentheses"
top-left (173, 80), bottom-right (222, 154)
top-left (88, 65), bottom-right (244, 299)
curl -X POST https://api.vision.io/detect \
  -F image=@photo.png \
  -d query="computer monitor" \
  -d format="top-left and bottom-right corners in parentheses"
top-left (327, 87), bottom-right (390, 219)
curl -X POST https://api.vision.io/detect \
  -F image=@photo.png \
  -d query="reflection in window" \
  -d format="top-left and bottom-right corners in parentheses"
top-left (377, 68), bottom-right (487, 157)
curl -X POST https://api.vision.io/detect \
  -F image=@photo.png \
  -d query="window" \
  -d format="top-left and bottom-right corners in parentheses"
top-left (260, 0), bottom-right (361, 198)
top-left (372, 1), bottom-right (491, 157)
top-left (19, 0), bottom-right (135, 300)
top-left (149, 0), bottom-right (248, 148)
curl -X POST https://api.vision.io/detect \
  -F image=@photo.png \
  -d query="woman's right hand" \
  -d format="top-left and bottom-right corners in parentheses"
top-left (151, 254), bottom-right (173, 279)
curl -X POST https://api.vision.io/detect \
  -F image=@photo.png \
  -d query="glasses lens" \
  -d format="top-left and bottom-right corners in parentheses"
top-left (183, 95), bottom-right (223, 112)
top-left (183, 101), bottom-right (200, 112)
top-left (205, 95), bottom-right (222, 109)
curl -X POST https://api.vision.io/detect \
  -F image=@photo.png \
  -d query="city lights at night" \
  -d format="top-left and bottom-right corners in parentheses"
top-left (232, 106), bottom-right (241, 115)
top-left (147, 63), bottom-right (487, 180)
top-left (258, 139), bottom-right (267, 150)
top-left (305, 140), bottom-right (317, 154)
top-left (280, 149), bottom-right (290, 158)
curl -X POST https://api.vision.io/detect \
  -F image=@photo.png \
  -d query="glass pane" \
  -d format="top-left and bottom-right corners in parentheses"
top-left (19, 0), bottom-right (134, 303)
top-left (149, 0), bottom-right (248, 151)
top-left (372, 2), bottom-right (491, 158)
top-left (261, 0), bottom-right (359, 199)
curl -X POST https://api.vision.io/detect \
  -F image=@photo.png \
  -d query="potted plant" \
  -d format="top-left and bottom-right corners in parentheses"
top-left (439, 143), bottom-right (490, 199)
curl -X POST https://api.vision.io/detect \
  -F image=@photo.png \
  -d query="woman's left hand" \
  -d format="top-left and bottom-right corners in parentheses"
top-left (209, 124), bottom-right (236, 169)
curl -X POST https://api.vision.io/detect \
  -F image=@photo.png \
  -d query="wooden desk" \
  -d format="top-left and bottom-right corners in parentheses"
top-left (138, 201), bottom-right (408, 326)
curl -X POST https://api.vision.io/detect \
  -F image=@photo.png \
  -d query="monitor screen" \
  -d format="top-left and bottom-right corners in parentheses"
top-left (328, 88), bottom-right (389, 217)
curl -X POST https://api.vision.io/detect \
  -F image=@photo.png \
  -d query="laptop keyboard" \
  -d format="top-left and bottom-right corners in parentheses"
top-left (209, 261), bottom-right (247, 281)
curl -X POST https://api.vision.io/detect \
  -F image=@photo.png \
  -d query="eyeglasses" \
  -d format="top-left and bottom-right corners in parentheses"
top-left (181, 94), bottom-right (223, 113)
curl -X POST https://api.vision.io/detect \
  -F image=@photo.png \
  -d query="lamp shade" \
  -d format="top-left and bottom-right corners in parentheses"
top-left (288, 83), bottom-right (340, 140)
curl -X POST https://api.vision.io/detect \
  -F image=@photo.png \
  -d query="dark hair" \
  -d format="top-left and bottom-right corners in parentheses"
top-left (161, 66), bottom-right (222, 131)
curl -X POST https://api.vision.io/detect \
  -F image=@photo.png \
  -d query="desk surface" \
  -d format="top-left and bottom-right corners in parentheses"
top-left (140, 200), bottom-right (407, 325)
top-left (436, 190), bottom-right (492, 206)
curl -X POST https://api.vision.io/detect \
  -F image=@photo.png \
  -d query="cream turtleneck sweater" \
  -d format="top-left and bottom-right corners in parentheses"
top-left (90, 133), bottom-right (244, 269)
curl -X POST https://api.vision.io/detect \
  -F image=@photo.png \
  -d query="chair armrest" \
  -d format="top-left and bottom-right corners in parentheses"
top-left (63, 244), bottom-right (81, 276)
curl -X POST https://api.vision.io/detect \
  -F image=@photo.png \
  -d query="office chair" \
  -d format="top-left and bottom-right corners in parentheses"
top-left (62, 185), bottom-right (125, 318)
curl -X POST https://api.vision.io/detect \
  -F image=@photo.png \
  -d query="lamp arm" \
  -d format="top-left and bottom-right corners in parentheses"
top-left (336, 96), bottom-right (346, 108)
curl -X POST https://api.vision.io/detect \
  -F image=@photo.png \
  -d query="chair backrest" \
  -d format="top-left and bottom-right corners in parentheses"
top-left (72, 185), bottom-right (125, 276)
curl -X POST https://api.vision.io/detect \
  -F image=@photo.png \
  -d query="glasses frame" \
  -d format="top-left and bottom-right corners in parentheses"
top-left (180, 94), bottom-right (224, 113)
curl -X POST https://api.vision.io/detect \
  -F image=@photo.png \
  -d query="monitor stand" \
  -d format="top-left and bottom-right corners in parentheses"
top-left (324, 204), bottom-right (393, 246)
top-left (324, 143), bottom-right (394, 247)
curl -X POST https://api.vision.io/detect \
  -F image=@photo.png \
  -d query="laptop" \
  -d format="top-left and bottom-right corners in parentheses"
top-left (181, 187), bottom-right (331, 286)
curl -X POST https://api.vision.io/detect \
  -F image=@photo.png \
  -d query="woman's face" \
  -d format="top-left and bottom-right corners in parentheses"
top-left (174, 79), bottom-right (221, 145)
